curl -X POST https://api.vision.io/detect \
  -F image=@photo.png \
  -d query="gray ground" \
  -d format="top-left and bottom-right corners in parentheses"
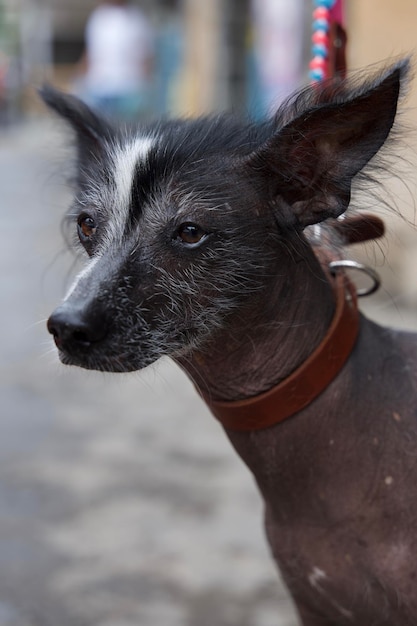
top-left (1, 119), bottom-right (417, 626)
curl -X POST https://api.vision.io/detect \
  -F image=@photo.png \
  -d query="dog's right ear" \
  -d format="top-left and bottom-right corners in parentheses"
top-left (39, 85), bottom-right (111, 158)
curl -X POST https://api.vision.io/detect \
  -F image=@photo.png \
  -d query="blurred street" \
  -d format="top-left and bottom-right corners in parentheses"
top-left (0, 119), bottom-right (299, 626)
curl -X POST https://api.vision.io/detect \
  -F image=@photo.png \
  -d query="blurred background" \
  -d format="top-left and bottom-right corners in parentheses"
top-left (1, 1), bottom-right (417, 625)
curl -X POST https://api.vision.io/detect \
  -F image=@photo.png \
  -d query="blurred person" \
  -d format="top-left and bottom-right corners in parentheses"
top-left (251, 0), bottom-right (304, 118)
top-left (76, 0), bottom-right (154, 120)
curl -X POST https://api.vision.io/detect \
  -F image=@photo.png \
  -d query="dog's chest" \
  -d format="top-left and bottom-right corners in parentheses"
top-left (265, 511), bottom-right (417, 625)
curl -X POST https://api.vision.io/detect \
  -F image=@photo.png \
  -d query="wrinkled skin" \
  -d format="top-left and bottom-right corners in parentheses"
top-left (42, 62), bottom-right (417, 624)
top-left (229, 318), bottom-right (417, 625)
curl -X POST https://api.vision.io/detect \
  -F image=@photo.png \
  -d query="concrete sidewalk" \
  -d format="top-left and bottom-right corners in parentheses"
top-left (0, 119), bottom-right (298, 625)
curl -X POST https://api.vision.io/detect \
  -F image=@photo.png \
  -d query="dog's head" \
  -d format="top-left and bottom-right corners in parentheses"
top-left (42, 62), bottom-right (406, 373)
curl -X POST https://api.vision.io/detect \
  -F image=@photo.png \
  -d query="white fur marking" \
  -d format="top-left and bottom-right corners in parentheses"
top-left (308, 566), bottom-right (327, 589)
top-left (109, 136), bottom-right (154, 242)
top-left (308, 567), bottom-right (354, 620)
top-left (64, 256), bottom-right (101, 301)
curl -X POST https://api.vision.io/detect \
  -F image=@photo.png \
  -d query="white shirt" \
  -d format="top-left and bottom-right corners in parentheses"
top-left (85, 5), bottom-right (153, 95)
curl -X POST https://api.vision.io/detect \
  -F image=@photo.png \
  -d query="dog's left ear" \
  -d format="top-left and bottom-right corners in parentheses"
top-left (39, 85), bottom-right (111, 159)
top-left (245, 62), bottom-right (406, 228)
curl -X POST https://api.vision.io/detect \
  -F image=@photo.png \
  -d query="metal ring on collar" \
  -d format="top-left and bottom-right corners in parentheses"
top-left (328, 260), bottom-right (381, 297)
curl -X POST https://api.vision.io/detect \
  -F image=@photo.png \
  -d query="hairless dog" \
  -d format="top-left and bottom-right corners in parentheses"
top-left (42, 60), bottom-right (417, 624)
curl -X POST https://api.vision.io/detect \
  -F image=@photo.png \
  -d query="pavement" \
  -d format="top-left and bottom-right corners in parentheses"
top-left (0, 119), bottom-right (298, 626)
top-left (1, 117), bottom-right (417, 626)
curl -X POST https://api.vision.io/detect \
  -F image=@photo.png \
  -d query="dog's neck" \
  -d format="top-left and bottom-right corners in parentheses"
top-left (176, 241), bottom-right (359, 522)
top-left (176, 238), bottom-right (415, 527)
top-left (177, 242), bottom-right (335, 404)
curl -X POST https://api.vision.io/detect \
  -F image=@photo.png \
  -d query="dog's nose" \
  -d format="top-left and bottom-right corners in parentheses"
top-left (47, 304), bottom-right (108, 352)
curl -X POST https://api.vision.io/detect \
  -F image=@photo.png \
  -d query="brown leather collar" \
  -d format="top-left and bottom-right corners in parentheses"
top-left (205, 272), bottom-right (359, 432)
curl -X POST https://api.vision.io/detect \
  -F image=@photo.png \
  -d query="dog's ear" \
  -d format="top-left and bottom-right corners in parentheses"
top-left (245, 62), bottom-right (407, 228)
top-left (39, 85), bottom-right (111, 159)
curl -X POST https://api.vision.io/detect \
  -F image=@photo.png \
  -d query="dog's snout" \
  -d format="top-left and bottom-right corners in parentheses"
top-left (47, 305), bottom-right (108, 352)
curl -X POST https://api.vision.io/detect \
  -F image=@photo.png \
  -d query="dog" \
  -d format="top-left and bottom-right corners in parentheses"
top-left (42, 60), bottom-right (417, 625)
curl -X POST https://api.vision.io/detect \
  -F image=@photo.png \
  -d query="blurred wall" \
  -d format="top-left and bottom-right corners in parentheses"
top-left (346, 1), bottom-right (417, 305)
top-left (349, 0), bottom-right (417, 110)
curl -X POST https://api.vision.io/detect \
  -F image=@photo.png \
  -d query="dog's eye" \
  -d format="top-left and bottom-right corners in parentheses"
top-left (176, 223), bottom-right (207, 247)
top-left (77, 214), bottom-right (97, 241)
